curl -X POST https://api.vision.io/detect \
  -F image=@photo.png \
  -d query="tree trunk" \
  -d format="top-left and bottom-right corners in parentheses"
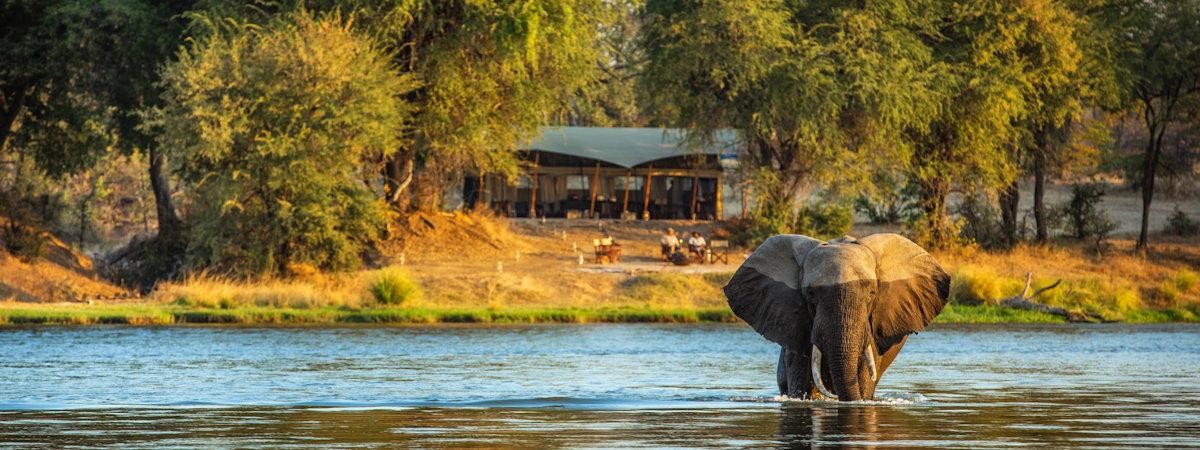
top-left (999, 180), bottom-right (1020, 247)
top-left (148, 147), bottom-right (181, 241)
top-left (384, 151), bottom-right (414, 211)
top-left (0, 85), bottom-right (30, 153)
top-left (1137, 125), bottom-right (1164, 252)
top-left (1032, 148), bottom-right (1048, 244)
top-left (919, 179), bottom-right (951, 248)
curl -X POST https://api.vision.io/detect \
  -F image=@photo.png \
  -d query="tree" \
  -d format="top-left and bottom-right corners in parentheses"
top-left (148, 9), bottom-right (415, 275)
top-left (1119, 0), bottom-right (1200, 251)
top-left (639, 0), bottom-right (938, 226)
top-left (990, 0), bottom-right (1099, 246)
top-left (317, 0), bottom-right (603, 210)
top-left (905, 0), bottom-right (1086, 248)
top-left (1, 1), bottom-right (193, 241)
top-left (562, 0), bottom-right (648, 127)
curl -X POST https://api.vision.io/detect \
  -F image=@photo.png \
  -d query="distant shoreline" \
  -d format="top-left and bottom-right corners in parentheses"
top-left (2, 303), bottom-right (1197, 327)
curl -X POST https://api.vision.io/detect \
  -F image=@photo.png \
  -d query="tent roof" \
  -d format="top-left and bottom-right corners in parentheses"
top-left (521, 127), bottom-right (740, 168)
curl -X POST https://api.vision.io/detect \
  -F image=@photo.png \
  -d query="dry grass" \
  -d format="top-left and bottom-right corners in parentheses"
top-left (0, 245), bottom-right (129, 303)
top-left (936, 237), bottom-right (1200, 321)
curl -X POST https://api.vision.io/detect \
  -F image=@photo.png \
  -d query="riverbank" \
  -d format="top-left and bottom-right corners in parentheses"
top-left (2, 213), bottom-right (1198, 326)
top-left (6, 302), bottom-right (1196, 326)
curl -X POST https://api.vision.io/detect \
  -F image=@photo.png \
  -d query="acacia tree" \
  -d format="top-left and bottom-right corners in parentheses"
top-left (1120, 0), bottom-right (1200, 251)
top-left (148, 9), bottom-right (415, 276)
top-left (639, 0), bottom-right (938, 235)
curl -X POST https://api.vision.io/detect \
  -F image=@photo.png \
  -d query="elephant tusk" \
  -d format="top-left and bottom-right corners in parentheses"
top-left (865, 345), bottom-right (878, 382)
top-left (811, 345), bottom-right (837, 399)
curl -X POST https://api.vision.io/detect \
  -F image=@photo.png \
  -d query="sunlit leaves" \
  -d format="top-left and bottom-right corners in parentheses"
top-left (150, 8), bottom-right (416, 275)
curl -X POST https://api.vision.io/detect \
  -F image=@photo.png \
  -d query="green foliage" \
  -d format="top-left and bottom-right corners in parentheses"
top-left (0, 0), bottom-right (190, 175)
top-left (368, 267), bottom-right (422, 305)
top-left (796, 202), bottom-right (853, 241)
top-left (1054, 183), bottom-right (1117, 243)
top-left (149, 9), bottom-right (415, 276)
top-left (729, 169), bottom-right (794, 246)
top-left (316, 0), bottom-right (604, 206)
top-left (1164, 206), bottom-right (1200, 236)
top-left (639, 0), bottom-right (938, 210)
top-left (854, 175), bottom-right (920, 225)
top-left (954, 195), bottom-right (1005, 249)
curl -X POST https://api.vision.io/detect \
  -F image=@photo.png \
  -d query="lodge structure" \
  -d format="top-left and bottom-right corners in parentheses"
top-left (463, 127), bottom-right (741, 220)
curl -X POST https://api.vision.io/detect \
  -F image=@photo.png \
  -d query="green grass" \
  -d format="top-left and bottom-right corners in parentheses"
top-left (934, 304), bottom-right (1067, 324)
top-left (4, 265), bottom-right (1198, 326)
top-left (0, 303), bottom-right (740, 326)
top-left (4, 301), bottom-right (1198, 326)
top-left (366, 267), bottom-right (422, 305)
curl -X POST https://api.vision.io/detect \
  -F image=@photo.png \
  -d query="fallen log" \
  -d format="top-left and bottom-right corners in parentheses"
top-left (997, 273), bottom-right (1104, 323)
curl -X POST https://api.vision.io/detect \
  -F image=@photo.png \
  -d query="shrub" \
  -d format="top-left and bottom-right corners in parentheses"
top-left (949, 267), bottom-right (1022, 305)
top-left (368, 267), bottom-right (422, 305)
top-left (796, 202), bottom-right (853, 240)
top-left (953, 194), bottom-right (1004, 248)
top-left (1163, 206), bottom-right (1199, 236)
top-left (853, 179), bottom-right (920, 225)
top-left (1054, 183), bottom-right (1117, 246)
top-left (150, 9), bottom-right (415, 276)
top-left (729, 170), bottom-right (795, 247)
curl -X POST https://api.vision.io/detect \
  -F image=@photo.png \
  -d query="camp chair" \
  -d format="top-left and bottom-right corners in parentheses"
top-left (708, 240), bottom-right (730, 264)
top-left (602, 237), bottom-right (621, 263)
top-left (593, 238), bottom-right (608, 264)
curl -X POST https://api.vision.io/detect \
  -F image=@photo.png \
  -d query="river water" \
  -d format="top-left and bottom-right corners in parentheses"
top-left (0, 323), bottom-right (1197, 448)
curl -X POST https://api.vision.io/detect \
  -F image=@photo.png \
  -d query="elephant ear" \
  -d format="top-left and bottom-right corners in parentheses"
top-left (723, 234), bottom-right (823, 346)
top-left (858, 233), bottom-right (951, 346)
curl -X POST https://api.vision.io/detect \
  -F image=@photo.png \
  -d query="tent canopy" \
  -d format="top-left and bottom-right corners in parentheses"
top-left (522, 127), bottom-right (740, 169)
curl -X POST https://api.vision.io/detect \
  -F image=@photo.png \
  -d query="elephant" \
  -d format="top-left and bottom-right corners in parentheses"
top-left (723, 233), bottom-right (951, 401)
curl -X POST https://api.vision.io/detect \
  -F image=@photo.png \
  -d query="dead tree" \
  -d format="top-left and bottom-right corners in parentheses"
top-left (998, 273), bottom-right (1104, 322)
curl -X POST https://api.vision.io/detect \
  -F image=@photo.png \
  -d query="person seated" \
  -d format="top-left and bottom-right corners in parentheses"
top-left (687, 231), bottom-right (707, 260)
top-left (660, 228), bottom-right (680, 260)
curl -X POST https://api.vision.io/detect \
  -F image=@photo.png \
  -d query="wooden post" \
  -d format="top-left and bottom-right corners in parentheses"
top-left (528, 152), bottom-right (539, 218)
top-left (690, 173), bottom-right (699, 220)
top-left (715, 175), bottom-right (723, 219)
top-left (621, 169), bottom-right (631, 214)
top-left (642, 164), bottom-right (654, 220)
top-left (588, 161), bottom-right (601, 218)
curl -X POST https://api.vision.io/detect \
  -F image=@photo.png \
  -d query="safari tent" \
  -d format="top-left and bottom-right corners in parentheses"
top-left (463, 127), bottom-right (741, 220)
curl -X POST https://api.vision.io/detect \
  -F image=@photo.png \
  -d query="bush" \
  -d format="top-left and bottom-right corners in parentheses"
top-left (1163, 206), bottom-right (1200, 236)
top-left (1054, 183), bottom-right (1117, 246)
top-left (368, 267), bottom-right (422, 305)
top-left (953, 194), bottom-right (1004, 248)
top-left (150, 9), bottom-right (415, 276)
top-left (853, 180), bottom-right (920, 225)
top-left (729, 169), bottom-right (795, 247)
top-left (796, 202), bottom-right (853, 240)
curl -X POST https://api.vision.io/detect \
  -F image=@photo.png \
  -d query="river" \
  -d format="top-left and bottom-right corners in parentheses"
top-left (1, 323), bottom-right (1197, 447)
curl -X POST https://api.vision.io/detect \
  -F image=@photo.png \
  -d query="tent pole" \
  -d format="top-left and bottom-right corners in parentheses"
top-left (621, 169), bottom-right (631, 215)
top-left (690, 172), bottom-right (699, 220)
top-left (588, 162), bottom-right (600, 218)
top-left (642, 164), bottom-right (654, 220)
top-left (715, 174), bottom-right (723, 220)
top-left (528, 152), bottom-right (539, 218)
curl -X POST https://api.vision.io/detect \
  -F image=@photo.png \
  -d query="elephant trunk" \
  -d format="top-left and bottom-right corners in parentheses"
top-left (825, 319), bottom-right (868, 401)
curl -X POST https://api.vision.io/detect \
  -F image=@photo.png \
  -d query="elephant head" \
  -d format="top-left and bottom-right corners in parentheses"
top-left (724, 233), bottom-right (950, 401)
